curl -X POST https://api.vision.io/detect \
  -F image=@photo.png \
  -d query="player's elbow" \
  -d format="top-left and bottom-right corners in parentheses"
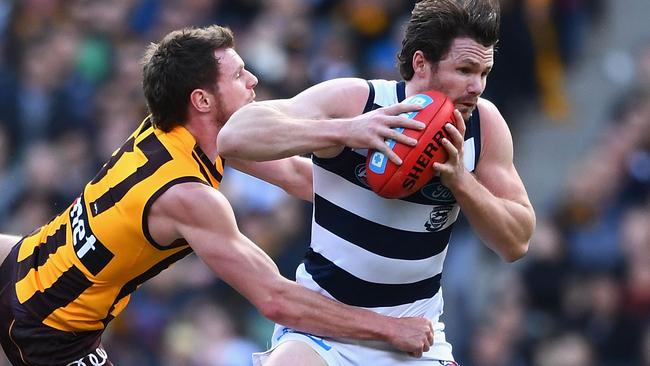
top-left (488, 232), bottom-right (531, 262)
top-left (257, 285), bottom-right (295, 324)
top-left (258, 298), bottom-right (285, 323)
top-left (283, 183), bottom-right (313, 203)
top-left (501, 241), bottom-right (529, 262)
top-left (501, 210), bottom-right (534, 262)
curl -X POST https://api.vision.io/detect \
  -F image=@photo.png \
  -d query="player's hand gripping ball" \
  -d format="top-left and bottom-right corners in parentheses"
top-left (366, 90), bottom-right (455, 199)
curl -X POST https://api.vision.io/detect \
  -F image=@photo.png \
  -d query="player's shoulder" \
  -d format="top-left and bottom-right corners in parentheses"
top-left (476, 97), bottom-right (508, 130)
top-left (146, 178), bottom-right (236, 246)
top-left (299, 77), bottom-right (368, 97)
top-left (476, 97), bottom-right (501, 119)
top-left (475, 97), bottom-right (514, 157)
top-left (319, 77), bottom-right (370, 103)
top-left (295, 77), bottom-right (370, 118)
top-left (321, 77), bottom-right (369, 91)
top-left (153, 181), bottom-right (227, 218)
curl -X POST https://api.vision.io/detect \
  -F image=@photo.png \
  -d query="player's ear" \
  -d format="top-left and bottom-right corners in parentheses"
top-left (190, 89), bottom-right (211, 113)
top-left (412, 51), bottom-right (429, 77)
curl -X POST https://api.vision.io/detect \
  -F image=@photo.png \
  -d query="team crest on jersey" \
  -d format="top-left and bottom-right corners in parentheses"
top-left (355, 163), bottom-right (369, 187)
top-left (420, 181), bottom-right (456, 204)
top-left (425, 205), bottom-right (453, 232)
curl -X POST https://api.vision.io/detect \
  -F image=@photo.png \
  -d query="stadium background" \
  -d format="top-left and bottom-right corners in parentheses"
top-left (0, 0), bottom-right (649, 365)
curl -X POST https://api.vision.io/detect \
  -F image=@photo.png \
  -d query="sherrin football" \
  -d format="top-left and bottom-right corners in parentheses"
top-left (366, 90), bottom-right (455, 199)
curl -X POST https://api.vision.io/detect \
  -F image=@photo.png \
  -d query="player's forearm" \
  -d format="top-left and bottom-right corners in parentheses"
top-left (262, 280), bottom-right (390, 342)
top-left (452, 175), bottom-right (535, 262)
top-left (218, 102), bottom-right (346, 161)
top-left (220, 240), bottom-right (390, 341)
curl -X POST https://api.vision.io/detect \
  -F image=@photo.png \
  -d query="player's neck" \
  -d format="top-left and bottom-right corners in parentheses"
top-left (185, 119), bottom-right (220, 162)
top-left (404, 79), bottom-right (428, 98)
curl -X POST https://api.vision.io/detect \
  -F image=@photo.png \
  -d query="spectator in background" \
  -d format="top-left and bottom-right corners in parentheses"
top-left (533, 332), bottom-right (594, 366)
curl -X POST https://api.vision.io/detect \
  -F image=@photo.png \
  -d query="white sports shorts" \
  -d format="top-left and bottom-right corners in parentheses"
top-left (252, 323), bottom-right (458, 366)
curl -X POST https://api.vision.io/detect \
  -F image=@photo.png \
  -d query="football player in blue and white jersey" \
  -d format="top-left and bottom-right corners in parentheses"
top-left (219, 1), bottom-right (535, 365)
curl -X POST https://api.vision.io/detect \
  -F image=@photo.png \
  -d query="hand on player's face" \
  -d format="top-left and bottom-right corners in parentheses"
top-left (346, 102), bottom-right (425, 165)
top-left (432, 109), bottom-right (468, 189)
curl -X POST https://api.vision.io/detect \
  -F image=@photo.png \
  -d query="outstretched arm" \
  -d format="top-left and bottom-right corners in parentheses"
top-left (434, 101), bottom-right (535, 262)
top-left (147, 183), bottom-right (434, 356)
top-left (0, 234), bottom-right (20, 264)
top-left (217, 78), bottom-right (424, 165)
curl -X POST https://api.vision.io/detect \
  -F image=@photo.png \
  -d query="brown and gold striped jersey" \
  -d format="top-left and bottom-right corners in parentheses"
top-left (13, 117), bottom-right (224, 332)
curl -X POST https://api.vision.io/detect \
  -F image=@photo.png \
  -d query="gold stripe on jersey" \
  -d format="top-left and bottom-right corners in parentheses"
top-left (44, 279), bottom-right (123, 331)
top-left (16, 213), bottom-right (68, 263)
top-left (15, 254), bottom-right (74, 304)
top-left (15, 217), bottom-right (73, 300)
top-left (14, 116), bottom-right (224, 331)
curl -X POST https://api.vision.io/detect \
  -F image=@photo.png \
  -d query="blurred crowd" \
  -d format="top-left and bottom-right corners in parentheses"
top-left (0, 0), bottom-right (648, 365)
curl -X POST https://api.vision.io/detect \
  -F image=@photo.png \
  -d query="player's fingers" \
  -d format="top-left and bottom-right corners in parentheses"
top-left (409, 350), bottom-right (423, 358)
top-left (420, 317), bottom-right (434, 345)
top-left (386, 129), bottom-right (417, 146)
top-left (386, 149), bottom-right (403, 165)
top-left (387, 102), bottom-right (423, 115)
top-left (441, 138), bottom-right (458, 160)
top-left (375, 144), bottom-right (403, 165)
top-left (387, 116), bottom-right (425, 130)
top-left (433, 162), bottom-right (450, 174)
top-left (444, 123), bottom-right (464, 147)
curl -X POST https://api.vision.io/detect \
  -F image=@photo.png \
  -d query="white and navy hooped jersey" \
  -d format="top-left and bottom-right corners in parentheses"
top-left (297, 79), bottom-right (481, 328)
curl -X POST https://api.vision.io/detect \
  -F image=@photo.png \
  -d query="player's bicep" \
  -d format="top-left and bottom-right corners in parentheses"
top-left (172, 184), bottom-right (254, 263)
top-left (476, 158), bottom-right (528, 204)
top-left (282, 78), bottom-right (370, 119)
top-left (168, 185), bottom-right (281, 304)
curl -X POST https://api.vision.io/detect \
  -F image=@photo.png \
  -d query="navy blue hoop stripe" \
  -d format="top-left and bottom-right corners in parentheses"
top-left (314, 194), bottom-right (450, 260)
top-left (304, 249), bottom-right (441, 308)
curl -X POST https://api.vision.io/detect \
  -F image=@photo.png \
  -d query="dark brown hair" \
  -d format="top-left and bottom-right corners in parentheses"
top-left (398, 0), bottom-right (500, 80)
top-left (142, 25), bottom-right (234, 131)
